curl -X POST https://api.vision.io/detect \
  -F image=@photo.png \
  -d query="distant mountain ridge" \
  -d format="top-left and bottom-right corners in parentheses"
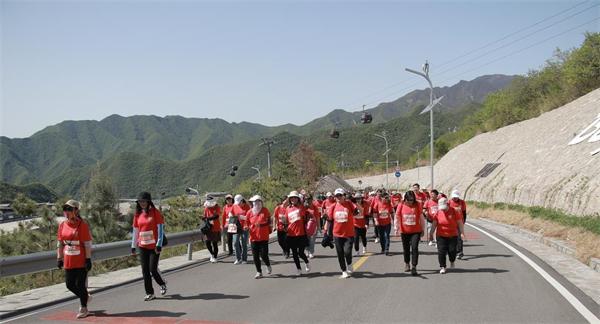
top-left (0, 74), bottom-right (514, 196)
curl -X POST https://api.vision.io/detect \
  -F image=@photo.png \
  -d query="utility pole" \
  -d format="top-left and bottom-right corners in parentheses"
top-left (374, 131), bottom-right (390, 190)
top-left (259, 138), bottom-right (275, 178)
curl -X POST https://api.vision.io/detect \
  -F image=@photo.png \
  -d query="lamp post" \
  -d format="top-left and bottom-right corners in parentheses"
top-left (251, 166), bottom-right (261, 180)
top-left (259, 138), bottom-right (275, 178)
top-left (373, 131), bottom-right (390, 190)
top-left (405, 61), bottom-right (443, 190)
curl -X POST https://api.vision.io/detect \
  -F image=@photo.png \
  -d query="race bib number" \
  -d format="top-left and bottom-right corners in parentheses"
top-left (429, 206), bottom-right (438, 215)
top-left (288, 210), bottom-right (301, 223)
top-left (239, 215), bottom-right (247, 221)
top-left (227, 223), bottom-right (238, 233)
top-left (140, 230), bottom-right (155, 245)
top-left (64, 241), bottom-right (81, 256)
top-left (379, 211), bottom-right (389, 219)
top-left (403, 214), bottom-right (416, 226)
top-left (334, 211), bottom-right (348, 223)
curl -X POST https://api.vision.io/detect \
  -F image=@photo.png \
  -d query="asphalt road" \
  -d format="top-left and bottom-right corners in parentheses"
top-left (4, 226), bottom-right (599, 324)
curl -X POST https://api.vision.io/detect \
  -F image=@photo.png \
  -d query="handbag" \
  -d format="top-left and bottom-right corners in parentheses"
top-left (162, 234), bottom-right (169, 246)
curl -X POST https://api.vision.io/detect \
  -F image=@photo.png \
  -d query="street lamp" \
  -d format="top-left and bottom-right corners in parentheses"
top-left (251, 166), bottom-right (261, 180)
top-left (259, 138), bottom-right (275, 178)
top-left (405, 60), bottom-right (444, 190)
top-left (373, 131), bottom-right (389, 190)
top-left (410, 146), bottom-right (421, 184)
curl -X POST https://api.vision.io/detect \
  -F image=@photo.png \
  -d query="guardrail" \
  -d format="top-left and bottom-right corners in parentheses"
top-left (0, 229), bottom-right (204, 278)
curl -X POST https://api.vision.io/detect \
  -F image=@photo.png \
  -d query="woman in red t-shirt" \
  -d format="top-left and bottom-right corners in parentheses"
top-left (272, 196), bottom-right (290, 258)
top-left (56, 199), bottom-right (93, 319)
top-left (395, 191), bottom-right (426, 276)
top-left (351, 193), bottom-right (369, 256)
top-left (327, 188), bottom-right (358, 278)
top-left (202, 195), bottom-right (222, 263)
top-left (285, 191), bottom-right (310, 276)
top-left (429, 197), bottom-right (466, 274)
top-left (131, 192), bottom-right (167, 301)
top-left (374, 193), bottom-right (394, 255)
top-left (247, 195), bottom-right (272, 279)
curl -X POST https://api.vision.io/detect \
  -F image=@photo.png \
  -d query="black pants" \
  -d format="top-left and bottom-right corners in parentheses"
top-left (436, 236), bottom-right (458, 268)
top-left (65, 268), bottom-right (89, 307)
top-left (401, 233), bottom-right (421, 266)
top-left (277, 230), bottom-right (289, 256)
top-left (206, 240), bottom-right (219, 258)
top-left (457, 225), bottom-right (464, 255)
top-left (286, 235), bottom-right (309, 270)
top-left (354, 227), bottom-right (367, 251)
top-left (227, 233), bottom-right (234, 255)
top-left (334, 237), bottom-right (354, 271)
top-left (251, 241), bottom-right (271, 273)
top-left (139, 247), bottom-right (166, 295)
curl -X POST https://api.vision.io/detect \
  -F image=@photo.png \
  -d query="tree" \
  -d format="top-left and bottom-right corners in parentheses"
top-left (563, 32), bottom-right (600, 98)
top-left (11, 193), bottom-right (37, 217)
top-left (290, 142), bottom-right (326, 189)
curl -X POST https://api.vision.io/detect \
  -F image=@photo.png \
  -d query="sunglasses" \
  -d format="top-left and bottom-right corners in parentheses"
top-left (63, 206), bottom-right (75, 212)
top-left (335, 194), bottom-right (344, 197)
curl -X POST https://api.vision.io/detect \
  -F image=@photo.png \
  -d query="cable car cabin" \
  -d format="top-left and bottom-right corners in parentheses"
top-left (360, 112), bottom-right (373, 124)
top-left (330, 129), bottom-right (340, 139)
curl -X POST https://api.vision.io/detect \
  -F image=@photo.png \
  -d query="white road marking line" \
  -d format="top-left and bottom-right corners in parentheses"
top-left (468, 223), bottom-right (600, 324)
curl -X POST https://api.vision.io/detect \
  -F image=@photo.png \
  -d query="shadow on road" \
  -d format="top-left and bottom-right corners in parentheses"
top-left (91, 310), bottom-right (186, 318)
top-left (461, 253), bottom-right (513, 261)
top-left (162, 293), bottom-right (250, 300)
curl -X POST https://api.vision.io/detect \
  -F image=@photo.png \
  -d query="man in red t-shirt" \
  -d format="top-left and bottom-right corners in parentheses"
top-left (423, 189), bottom-right (440, 246)
top-left (412, 183), bottom-right (428, 206)
top-left (429, 197), bottom-right (465, 274)
top-left (327, 188), bottom-right (358, 278)
top-left (352, 193), bottom-right (370, 256)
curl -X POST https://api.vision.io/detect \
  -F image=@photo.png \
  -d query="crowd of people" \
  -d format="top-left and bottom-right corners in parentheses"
top-left (55, 184), bottom-right (468, 319)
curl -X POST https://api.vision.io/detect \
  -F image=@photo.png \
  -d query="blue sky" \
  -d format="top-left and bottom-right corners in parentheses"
top-left (1, 0), bottom-right (599, 138)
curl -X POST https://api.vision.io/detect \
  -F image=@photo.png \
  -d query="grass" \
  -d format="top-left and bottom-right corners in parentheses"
top-left (469, 201), bottom-right (600, 265)
top-left (0, 241), bottom-right (206, 297)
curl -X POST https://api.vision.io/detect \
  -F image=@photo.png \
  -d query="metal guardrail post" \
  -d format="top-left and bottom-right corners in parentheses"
top-left (187, 243), bottom-right (193, 261)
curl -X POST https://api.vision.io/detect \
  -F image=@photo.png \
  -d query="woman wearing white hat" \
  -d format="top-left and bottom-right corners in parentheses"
top-left (247, 195), bottom-right (273, 278)
top-left (327, 188), bottom-right (358, 278)
top-left (285, 190), bottom-right (310, 276)
top-left (203, 195), bottom-right (222, 263)
top-left (57, 199), bottom-right (93, 319)
top-left (429, 197), bottom-right (465, 274)
top-left (449, 190), bottom-right (467, 259)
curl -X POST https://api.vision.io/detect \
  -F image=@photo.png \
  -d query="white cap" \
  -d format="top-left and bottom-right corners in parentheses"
top-left (288, 191), bottom-right (300, 198)
top-left (334, 188), bottom-right (345, 196)
top-left (249, 195), bottom-right (262, 202)
top-left (326, 192), bottom-right (333, 197)
top-left (438, 197), bottom-right (449, 210)
top-left (234, 194), bottom-right (244, 204)
top-left (369, 191), bottom-right (375, 196)
top-left (451, 190), bottom-right (461, 199)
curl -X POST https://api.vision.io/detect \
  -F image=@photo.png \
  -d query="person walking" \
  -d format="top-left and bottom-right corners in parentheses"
top-left (131, 192), bottom-right (168, 301)
top-left (273, 196), bottom-right (290, 258)
top-left (449, 190), bottom-right (468, 259)
top-left (395, 191), bottom-right (426, 276)
top-left (203, 195), bottom-right (222, 263)
top-left (352, 192), bottom-right (369, 256)
top-left (304, 194), bottom-right (319, 259)
top-left (424, 189), bottom-right (440, 246)
top-left (247, 195), bottom-right (272, 278)
top-left (373, 192), bottom-right (393, 255)
top-left (222, 194), bottom-right (235, 256)
top-left (327, 188), bottom-right (358, 278)
top-left (57, 199), bottom-right (93, 319)
top-left (285, 191), bottom-right (310, 276)
top-left (429, 197), bottom-right (465, 274)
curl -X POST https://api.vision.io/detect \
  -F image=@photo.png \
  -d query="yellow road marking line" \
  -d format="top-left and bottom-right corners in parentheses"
top-left (352, 252), bottom-right (372, 271)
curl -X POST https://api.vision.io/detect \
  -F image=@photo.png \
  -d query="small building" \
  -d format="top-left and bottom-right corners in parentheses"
top-left (314, 174), bottom-right (354, 194)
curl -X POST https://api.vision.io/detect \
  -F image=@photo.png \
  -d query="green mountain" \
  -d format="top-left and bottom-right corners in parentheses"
top-left (0, 182), bottom-right (58, 203)
top-left (1, 74), bottom-right (513, 198)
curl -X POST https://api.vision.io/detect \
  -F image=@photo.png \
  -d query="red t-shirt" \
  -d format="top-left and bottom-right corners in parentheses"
top-left (375, 201), bottom-right (393, 226)
top-left (312, 200), bottom-right (324, 218)
top-left (391, 194), bottom-right (402, 207)
top-left (273, 204), bottom-right (287, 232)
top-left (353, 200), bottom-right (369, 228)
top-left (57, 219), bottom-right (92, 270)
top-left (310, 202), bottom-right (322, 220)
top-left (424, 199), bottom-right (439, 221)
top-left (204, 205), bottom-right (222, 232)
top-left (395, 202), bottom-right (423, 234)
top-left (323, 198), bottom-right (336, 218)
top-left (433, 208), bottom-right (463, 237)
top-left (328, 201), bottom-right (356, 238)
top-left (247, 208), bottom-right (271, 242)
top-left (133, 208), bottom-right (165, 250)
top-left (370, 196), bottom-right (382, 213)
top-left (449, 199), bottom-right (467, 223)
top-left (222, 204), bottom-right (235, 229)
top-left (414, 191), bottom-right (428, 206)
top-left (285, 205), bottom-right (306, 237)
top-left (233, 204), bottom-right (249, 228)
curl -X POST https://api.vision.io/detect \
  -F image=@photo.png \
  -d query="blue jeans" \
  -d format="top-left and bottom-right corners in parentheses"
top-left (307, 234), bottom-right (316, 254)
top-left (233, 230), bottom-right (249, 262)
top-left (376, 224), bottom-right (391, 252)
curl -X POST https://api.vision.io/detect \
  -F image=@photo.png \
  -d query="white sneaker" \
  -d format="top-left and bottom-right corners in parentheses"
top-left (428, 241), bottom-right (434, 246)
top-left (440, 268), bottom-right (446, 274)
top-left (362, 247), bottom-right (367, 254)
top-left (254, 272), bottom-right (262, 279)
top-left (267, 265), bottom-right (272, 274)
top-left (160, 284), bottom-right (167, 295)
top-left (308, 253), bottom-right (314, 259)
top-left (305, 263), bottom-right (311, 273)
top-left (450, 262), bottom-right (455, 269)
top-left (296, 269), bottom-right (302, 276)
top-left (374, 238), bottom-right (379, 243)
top-left (144, 294), bottom-right (155, 301)
top-left (76, 307), bottom-right (89, 319)
top-left (233, 260), bottom-right (240, 265)
top-left (340, 271), bottom-right (350, 279)
top-left (346, 265), bottom-right (353, 274)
